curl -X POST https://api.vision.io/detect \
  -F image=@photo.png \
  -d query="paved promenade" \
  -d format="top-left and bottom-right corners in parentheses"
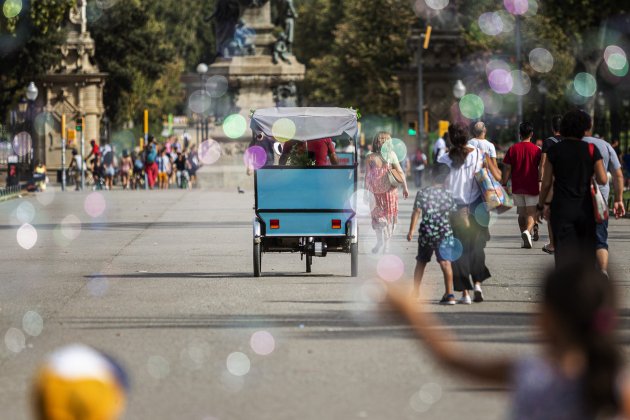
top-left (0, 186), bottom-right (629, 419)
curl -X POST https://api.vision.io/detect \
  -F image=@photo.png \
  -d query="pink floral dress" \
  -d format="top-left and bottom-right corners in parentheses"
top-left (365, 155), bottom-right (399, 238)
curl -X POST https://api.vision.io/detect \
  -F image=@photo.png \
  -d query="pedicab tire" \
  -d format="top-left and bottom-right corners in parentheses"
top-left (350, 242), bottom-right (358, 277)
top-left (306, 254), bottom-right (312, 273)
top-left (253, 242), bottom-right (261, 277)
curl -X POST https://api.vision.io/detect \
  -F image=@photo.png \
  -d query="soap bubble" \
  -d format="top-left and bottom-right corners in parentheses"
top-left (188, 90), bottom-right (212, 115)
top-left (3, 0), bottom-right (22, 18)
top-left (84, 192), bottom-right (106, 218)
top-left (17, 223), bottom-right (37, 250)
top-left (478, 12), bottom-right (503, 36)
top-left (376, 255), bottom-right (405, 282)
top-left (529, 48), bottom-right (554, 73)
top-left (349, 189), bottom-right (376, 216)
top-left (425, 0), bottom-right (449, 10)
top-left (573, 72), bottom-right (597, 97)
top-left (380, 138), bottom-right (407, 163)
top-left (147, 355), bottom-right (170, 379)
top-left (250, 331), bottom-right (275, 356)
top-left (244, 145), bottom-right (268, 170)
top-left (504, 0), bottom-right (528, 15)
top-left (16, 201), bottom-right (35, 224)
top-left (439, 237), bottom-right (463, 261)
top-left (5, 328), bottom-right (26, 353)
top-left (272, 118), bottom-right (297, 143)
top-left (222, 114), bottom-right (247, 139)
top-left (22, 311), bottom-right (44, 337)
top-left (479, 90), bottom-right (503, 115)
top-left (60, 214), bottom-right (82, 240)
top-left (488, 69), bottom-right (513, 94)
top-left (459, 94), bottom-right (485, 119)
top-left (205, 75), bottom-right (229, 98)
top-left (12, 132), bottom-right (32, 157)
top-left (199, 139), bottom-right (222, 165)
top-left (226, 352), bottom-right (250, 376)
top-left (510, 70), bottom-right (531, 96)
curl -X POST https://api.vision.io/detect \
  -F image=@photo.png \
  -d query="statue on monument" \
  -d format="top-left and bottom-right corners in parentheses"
top-left (280, 0), bottom-right (297, 53)
top-left (207, 0), bottom-right (269, 59)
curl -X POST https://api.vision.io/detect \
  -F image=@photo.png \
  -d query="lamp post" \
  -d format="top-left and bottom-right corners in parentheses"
top-left (453, 80), bottom-right (466, 99)
top-left (196, 63), bottom-right (209, 141)
top-left (23, 82), bottom-right (38, 178)
top-left (537, 81), bottom-right (548, 135)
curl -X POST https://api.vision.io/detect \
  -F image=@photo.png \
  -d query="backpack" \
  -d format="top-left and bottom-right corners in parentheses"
top-left (146, 146), bottom-right (157, 164)
top-left (134, 158), bottom-right (144, 170)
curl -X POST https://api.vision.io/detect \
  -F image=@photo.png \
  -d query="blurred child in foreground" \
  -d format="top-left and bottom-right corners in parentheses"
top-left (387, 265), bottom-right (630, 419)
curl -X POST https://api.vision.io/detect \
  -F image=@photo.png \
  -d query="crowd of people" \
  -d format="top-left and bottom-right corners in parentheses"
top-left (66, 135), bottom-right (200, 191)
top-left (363, 109), bottom-right (626, 307)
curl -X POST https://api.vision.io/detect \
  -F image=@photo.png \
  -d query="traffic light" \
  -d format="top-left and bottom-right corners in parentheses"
top-left (408, 121), bottom-right (418, 136)
top-left (76, 118), bottom-right (83, 131)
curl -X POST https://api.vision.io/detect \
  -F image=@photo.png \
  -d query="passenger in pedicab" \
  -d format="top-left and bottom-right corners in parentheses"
top-left (278, 137), bottom-right (340, 166)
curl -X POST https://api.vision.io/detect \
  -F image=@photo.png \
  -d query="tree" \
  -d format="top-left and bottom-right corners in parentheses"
top-left (0, 0), bottom-right (74, 117)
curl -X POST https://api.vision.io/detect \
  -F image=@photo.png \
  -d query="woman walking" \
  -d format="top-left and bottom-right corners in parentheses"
top-left (365, 132), bottom-right (409, 253)
top-left (537, 109), bottom-right (607, 268)
top-left (438, 123), bottom-right (493, 304)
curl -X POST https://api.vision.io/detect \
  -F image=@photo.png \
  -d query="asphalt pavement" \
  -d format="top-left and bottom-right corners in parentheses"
top-left (0, 184), bottom-right (629, 420)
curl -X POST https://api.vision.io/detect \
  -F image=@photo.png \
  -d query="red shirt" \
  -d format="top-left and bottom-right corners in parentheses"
top-left (283, 138), bottom-right (335, 166)
top-left (503, 141), bottom-right (542, 195)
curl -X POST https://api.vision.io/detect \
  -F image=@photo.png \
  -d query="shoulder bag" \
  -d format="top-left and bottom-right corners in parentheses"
top-left (380, 153), bottom-right (404, 188)
top-left (588, 143), bottom-right (609, 223)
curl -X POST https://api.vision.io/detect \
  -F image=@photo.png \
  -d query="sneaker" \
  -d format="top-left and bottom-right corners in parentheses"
top-left (458, 295), bottom-right (472, 305)
top-left (439, 294), bottom-right (456, 305)
top-left (532, 223), bottom-right (539, 241)
top-left (521, 230), bottom-right (532, 249)
top-left (473, 284), bottom-right (484, 303)
top-left (542, 243), bottom-right (554, 255)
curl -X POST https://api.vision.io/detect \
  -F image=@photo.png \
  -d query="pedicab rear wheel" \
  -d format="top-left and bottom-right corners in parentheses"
top-left (253, 242), bottom-right (262, 277)
top-left (306, 254), bottom-right (312, 273)
top-left (350, 242), bottom-right (358, 277)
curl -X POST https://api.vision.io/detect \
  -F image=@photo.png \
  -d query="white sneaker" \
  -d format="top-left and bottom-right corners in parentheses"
top-left (521, 230), bottom-right (532, 249)
top-left (458, 295), bottom-right (472, 305)
top-left (473, 284), bottom-right (484, 303)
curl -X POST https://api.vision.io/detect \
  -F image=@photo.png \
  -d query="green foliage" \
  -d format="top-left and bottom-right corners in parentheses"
top-left (297, 0), bottom-right (414, 116)
top-left (0, 0), bottom-right (74, 115)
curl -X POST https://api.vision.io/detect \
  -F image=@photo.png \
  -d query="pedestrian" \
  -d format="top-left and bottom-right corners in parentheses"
top-left (365, 131), bottom-right (409, 254)
top-left (537, 109), bottom-right (607, 268)
top-left (33, 160), bottom-right (47, 192)
top-left (539, 115), bottom-right (563, 254)
top-left (582, 131), bottom-right (626, 275)
top-left (623, 146), bottom-right (630, 190)
top-left (175, 152), bottom-right (190, 189)
top-left (438, 123), bottom-right (493, 304)
top-left (411, 148), bottom-right (427, 189)
top-left (247, 133), bottom-right (276, 175)
top-left (432, 132), bottom-right (447, 163)
top-left (467, 121), bottom-right (502, 180)
top-left (101, 144), bottom-right (115, 190)
top-left (386, 264), bottom-right (630, 419)
top-left (131, 150), bottom-right (144, 190)
top-left (144, 137), bottom-right (158, 189)
top-left (188, 144), bottom-right (199, 187)
top-left (156, 148), bottom-right (169, 190)
top-left (120, 149), bottom-right (132, 190)
top-left (68, 149), bottom-right (83, 191)
top-left (406, 164), bottom-right (456, 304)
top-left (501, 122), bottom-right (542, 249)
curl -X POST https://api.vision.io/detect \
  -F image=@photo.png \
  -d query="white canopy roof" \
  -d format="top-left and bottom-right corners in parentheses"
top-left (250, 107), bottom-right (359, 141)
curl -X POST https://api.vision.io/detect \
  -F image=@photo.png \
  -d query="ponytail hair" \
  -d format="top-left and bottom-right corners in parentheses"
top-left (542, 265), bottom-right (622, 416)
top-left (447, 123), bottom-right (469, 168)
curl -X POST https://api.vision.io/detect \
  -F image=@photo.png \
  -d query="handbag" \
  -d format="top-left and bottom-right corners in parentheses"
top-left (473, 151), bottom-right (513, 213)
top-left (587, 143), bottom-right (609, 223)
top-left (380, 153), bottom-right (404, 188)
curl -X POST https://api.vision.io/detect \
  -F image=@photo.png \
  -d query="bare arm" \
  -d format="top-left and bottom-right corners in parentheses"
top-left (407, 208), bottom-right (421, 241)
top-left (537, 159), bottom-right (554, 222)
top-left (486, 156), bottom-right (501, 181)
top-left (392, 160), bottom-right (409, 198)
top-left (539, 153), bottom-right (547, 181)
top-left (500, 164), bottom-right (512, 186)
top-left (386, 285), bottom-right (513, 384)
top-left (612, 168), bottom-right (626, 219)
top-left (329, 150), bottom-right (339, 166)
top-left (594, 160), bottom-right (607, 185)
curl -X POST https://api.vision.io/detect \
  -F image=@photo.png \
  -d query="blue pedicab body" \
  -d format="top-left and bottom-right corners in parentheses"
top-left (250, 107), bottom-right (359, 277)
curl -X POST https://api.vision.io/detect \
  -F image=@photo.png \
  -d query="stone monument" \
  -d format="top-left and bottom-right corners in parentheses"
top-left (40, 0), bottom-right (107, 169)
top-left (182, 0), bottom-right (305, 143)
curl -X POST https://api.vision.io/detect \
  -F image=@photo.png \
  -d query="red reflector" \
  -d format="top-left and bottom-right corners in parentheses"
top-left (332, 219), bottom-right (342, 229)
top-left (270, 219), bottom-right (280, 229)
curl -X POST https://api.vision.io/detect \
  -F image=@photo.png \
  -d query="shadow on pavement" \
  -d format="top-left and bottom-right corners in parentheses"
top-left (0, 221), bottom-right (249, 231)
top-left (85, 272), bottom-right (338, 279)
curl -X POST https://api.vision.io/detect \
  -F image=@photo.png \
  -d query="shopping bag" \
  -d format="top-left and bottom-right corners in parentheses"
top-left (474, 167), bottom-right (513, 213)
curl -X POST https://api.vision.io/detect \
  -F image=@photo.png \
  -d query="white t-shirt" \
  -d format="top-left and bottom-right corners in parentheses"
top-left (438, 147), bottom-right (483, 206)
top-left (433, 137), bottom-right (446, 161)
top-left (73, 155), bottom-right (84, 171)
top-left (467, 138), bottom-right (497, 159)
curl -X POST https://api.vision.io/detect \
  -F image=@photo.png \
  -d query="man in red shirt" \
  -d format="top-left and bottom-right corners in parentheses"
top-left (501, 122), bottom-right (542, 249)
top-left (279, 138), bottom-right (339, 166)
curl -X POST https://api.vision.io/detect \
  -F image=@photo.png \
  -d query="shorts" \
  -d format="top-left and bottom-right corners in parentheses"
top-left (416, 242), bottom-right (445, 263)
top-left (513, 193), bottom-right (539, 208)
top-left (158, 172), bottom-right (168, 183)
top-left (595, 219), bottom-right (608, 250)
top-left (105, 166), bottom-right (115, 177)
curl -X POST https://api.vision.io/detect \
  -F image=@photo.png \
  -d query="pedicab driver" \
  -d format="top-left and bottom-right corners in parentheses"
top-left (279, 137), bottom-right (340, 166)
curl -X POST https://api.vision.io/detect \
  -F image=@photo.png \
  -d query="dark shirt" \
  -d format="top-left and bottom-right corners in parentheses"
top-left (282, 138), bottom-right (335, 166)
top-left (542, 136), bottom-right (562, 154)
top-left (547, 139), bottom-right (602, 202)
top-left (175, 157), bottom-right (187, 171)
top-left (249, 137), bottom-right (275, 165)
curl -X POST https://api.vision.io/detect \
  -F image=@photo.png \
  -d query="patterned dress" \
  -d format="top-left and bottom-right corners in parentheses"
top-left (414, 186), bottom-right (456, 249)
top-left (365, 155), bottom-right (399, 238)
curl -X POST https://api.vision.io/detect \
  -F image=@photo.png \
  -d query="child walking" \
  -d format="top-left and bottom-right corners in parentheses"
top-left (386, 264), bottom-right (630, 419)
top-left (406, 164), bottom-right (457, 304)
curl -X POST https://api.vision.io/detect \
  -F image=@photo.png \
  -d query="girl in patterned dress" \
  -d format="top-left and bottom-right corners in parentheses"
top-left (365, 132), bottom-right (409, 253)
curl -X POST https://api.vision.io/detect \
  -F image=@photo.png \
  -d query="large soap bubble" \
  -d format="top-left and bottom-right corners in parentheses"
top-left (529, 48), bottom-right (554, 73)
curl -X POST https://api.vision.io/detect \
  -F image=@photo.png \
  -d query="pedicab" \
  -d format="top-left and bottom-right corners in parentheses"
top-left (250, 107), bottom-right (360, 277)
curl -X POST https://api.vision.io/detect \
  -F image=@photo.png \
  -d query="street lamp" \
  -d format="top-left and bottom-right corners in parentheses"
top-left (26, 82), bottom-right (39, 101)
top-left (196, 63), bottom-right (209, 141)
top-left (453, 80), bottom-right (466, 99)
